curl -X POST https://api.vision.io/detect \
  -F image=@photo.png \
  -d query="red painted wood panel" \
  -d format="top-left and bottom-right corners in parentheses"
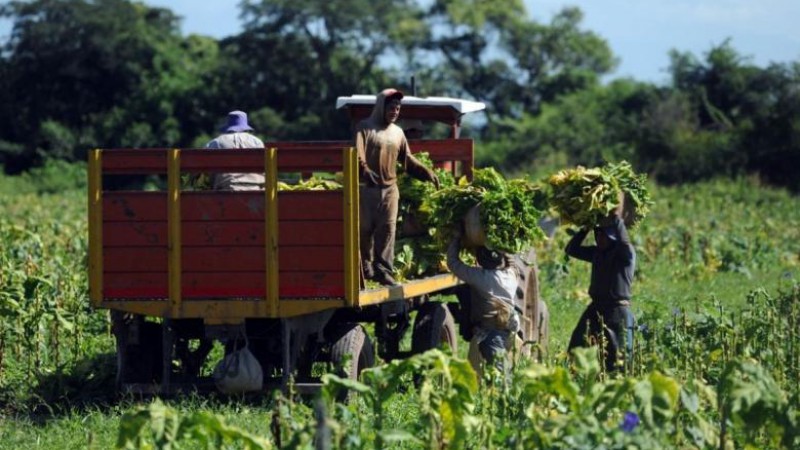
top-left (103, 271), bottom-right (344, 299)
top-left (103, 246), bottom-right (344, 273)
top-left (181, 271), bottom-right (345, 298)
top-left (104, 272), bottom-right (168, 298)
top-left (103, 221), bottom-right (167, 246)
top-left (276, 148), bottom-right (344, 172)
top-left (278, 221), bottom-right (343, 246)
top-left (103, 220), bottom-right (343, 247)
top-left (181, 192), bottom-right (264, 221)
top-left (101, 149), bottom-right (169, 174)
top-left (103, 192), bottom-right (343, 223)
top-left (104, 192), bottom-right (166, 222)
top-left (104, 247), bottom-right (167, 272)
top-left (278, 191), bottom-right (344, 220)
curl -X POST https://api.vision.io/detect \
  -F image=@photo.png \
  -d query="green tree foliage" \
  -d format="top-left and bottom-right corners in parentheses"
top-left (656, 41), bottom-right (800, 188)
top-left (226, 0), bottom-right (427, 140)
top-left (0, 0), bottom-right (797, 191)
top-left (0, 0), bottom-right (220, 171)
top-left (424, 2), bottom-right (615, 125)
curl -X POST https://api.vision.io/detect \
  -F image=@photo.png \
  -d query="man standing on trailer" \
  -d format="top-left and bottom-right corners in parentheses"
top-left (447, 233), bottom-right (521, 378)
top-left (206, 110), bottom-right (266, 191)
top-left (564, 207), bottom-right (636, 372)
top-left (355, 88), bottom-right (440, 286)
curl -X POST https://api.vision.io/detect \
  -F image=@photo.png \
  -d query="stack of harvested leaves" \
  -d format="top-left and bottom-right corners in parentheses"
top-left (422, 167), bottom-right (548, 254)
top-left (278, 177), bottom-right (342, 191)
top-left (547, 161), bottom-right (652, 228)
top-left (394, 153), bottom-right (455, 280)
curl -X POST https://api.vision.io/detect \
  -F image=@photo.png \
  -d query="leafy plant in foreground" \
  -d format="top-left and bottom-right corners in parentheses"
top-left (116, 400), bottom-right (272, 450)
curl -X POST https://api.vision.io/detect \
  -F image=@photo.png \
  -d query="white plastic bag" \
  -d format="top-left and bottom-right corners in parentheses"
top-left (213, 336), bottom-right (263, 394)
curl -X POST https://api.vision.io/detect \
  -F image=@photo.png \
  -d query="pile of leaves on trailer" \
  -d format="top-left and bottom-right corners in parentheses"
top-left (277, 177), bottom-right (342, 191)
top-left (546, 161), bottom-right (652, 228)
top-left (394, 153), bottom-right (457, 280)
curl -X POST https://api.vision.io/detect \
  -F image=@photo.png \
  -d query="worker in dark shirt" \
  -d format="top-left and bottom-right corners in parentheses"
top-left (565, 211), bottom-right (636, 372)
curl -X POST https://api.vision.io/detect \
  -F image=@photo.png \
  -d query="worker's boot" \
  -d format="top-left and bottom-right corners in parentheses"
top-left (373, 271), bottom-right (399, 287)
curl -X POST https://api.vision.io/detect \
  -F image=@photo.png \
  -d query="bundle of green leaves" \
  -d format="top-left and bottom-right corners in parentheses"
top-left (606, 161), bottom-right (653, 225)
top-left (397, 152), bottom-right (456, 226)
top-left (422, 167), bottom-right (547, 254)
top-left (395, 153), bottom-right (457, 280)
top-left (547, 161), bottom-right (652, 228)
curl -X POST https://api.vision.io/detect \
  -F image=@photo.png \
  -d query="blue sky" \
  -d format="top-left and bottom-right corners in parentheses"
top-left (3, 0), bottom-right (799, 84)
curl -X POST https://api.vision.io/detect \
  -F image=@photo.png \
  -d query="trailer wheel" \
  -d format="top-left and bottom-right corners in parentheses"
top-left (330, 324), bottom-right (375, 382)
top-left (112, 313), bottom-right (163, 388)
top-left (411, 301), bottom-right (458, 355)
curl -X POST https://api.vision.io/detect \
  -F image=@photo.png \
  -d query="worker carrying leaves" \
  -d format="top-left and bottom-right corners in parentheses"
top-left (564, 200), bottom-right (636, 373)
top-left (355, 88), bottom-right (439, 286)
top-left (447, 231), bottom-right (521, 379)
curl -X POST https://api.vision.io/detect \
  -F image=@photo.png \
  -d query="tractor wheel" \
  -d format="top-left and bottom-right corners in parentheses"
top-left (330, 324), bottom-right (375, 382)
top-left (411, 301), bottom-right (458, 355)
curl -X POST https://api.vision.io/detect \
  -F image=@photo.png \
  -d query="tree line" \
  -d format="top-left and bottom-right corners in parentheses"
top-left (1, 0), bottom-right (798, 190)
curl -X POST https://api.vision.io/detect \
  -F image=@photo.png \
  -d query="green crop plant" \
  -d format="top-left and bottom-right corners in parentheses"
top-left (321, 349), bottom-right (478, 450)
top-left (116, 400), bottom-right (272, 449)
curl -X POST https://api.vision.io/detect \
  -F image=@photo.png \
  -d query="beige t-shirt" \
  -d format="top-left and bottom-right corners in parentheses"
top-left (355, 120), bottom-right (430, 186)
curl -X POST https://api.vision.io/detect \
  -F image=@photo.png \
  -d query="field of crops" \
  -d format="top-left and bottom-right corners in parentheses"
top-left (0, 164), bottom-right (799, 449)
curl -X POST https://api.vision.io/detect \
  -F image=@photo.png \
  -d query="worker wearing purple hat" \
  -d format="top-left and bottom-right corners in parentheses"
top-left (564, 200), bottom-right (636, 372)
top-left (356, 88), bottom-right (440, 286)
top-left (205, 111), bottom-right (265, 191)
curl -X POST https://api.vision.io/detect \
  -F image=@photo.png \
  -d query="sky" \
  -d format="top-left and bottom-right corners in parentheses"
top-left (2, 0), bottom-right (799, 84)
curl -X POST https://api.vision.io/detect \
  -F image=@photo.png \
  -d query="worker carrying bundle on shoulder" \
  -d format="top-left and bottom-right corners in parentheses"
top-left (447, 231), bottom-right (521, 379)
top-left (564, 199), bottom-right (636, 373)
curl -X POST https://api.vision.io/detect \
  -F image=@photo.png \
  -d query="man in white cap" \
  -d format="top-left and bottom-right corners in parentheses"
top-left (355, 88), bottom-right (440, 286)
top-left (205, 110), bottom-right (265, 191)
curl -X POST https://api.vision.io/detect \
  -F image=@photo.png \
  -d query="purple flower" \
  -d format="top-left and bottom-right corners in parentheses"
top-left (620, 411), bottom-right (640, 433)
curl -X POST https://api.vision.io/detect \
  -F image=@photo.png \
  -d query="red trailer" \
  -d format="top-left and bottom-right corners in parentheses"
top-left (89, 96), bottom-right (547, 394)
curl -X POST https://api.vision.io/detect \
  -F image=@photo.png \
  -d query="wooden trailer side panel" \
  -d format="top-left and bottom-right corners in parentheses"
top-left (266, 139), bottom-right (474, 180)
top-left (100, 190), bottom-right (346, 301)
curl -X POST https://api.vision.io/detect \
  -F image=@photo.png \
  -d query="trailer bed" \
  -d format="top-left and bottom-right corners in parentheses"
top-left (89, 144), bottom-right (470, 323)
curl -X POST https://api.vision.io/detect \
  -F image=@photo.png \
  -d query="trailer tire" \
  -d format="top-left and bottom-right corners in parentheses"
top-left (411, 301), bottom-right (458, 355)
top-left (330, 324), bottom-right (375, 382)
top-left (113, 315), bottom-right (163, 388)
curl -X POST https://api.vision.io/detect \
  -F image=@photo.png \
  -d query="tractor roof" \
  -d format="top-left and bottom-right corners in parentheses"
top-left (336, 95), bottom-right (486, 127)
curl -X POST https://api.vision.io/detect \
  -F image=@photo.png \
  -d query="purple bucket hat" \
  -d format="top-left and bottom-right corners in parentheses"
top-left (221, 110), bottom-right (254, 132)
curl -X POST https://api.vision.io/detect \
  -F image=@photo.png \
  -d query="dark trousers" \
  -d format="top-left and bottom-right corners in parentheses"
top-left (359, 184), bottom-right (399, 278)
top-left (479, 329), bottom-right (511, 372)
top-left (568, 301), bottom-right (635, 372)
